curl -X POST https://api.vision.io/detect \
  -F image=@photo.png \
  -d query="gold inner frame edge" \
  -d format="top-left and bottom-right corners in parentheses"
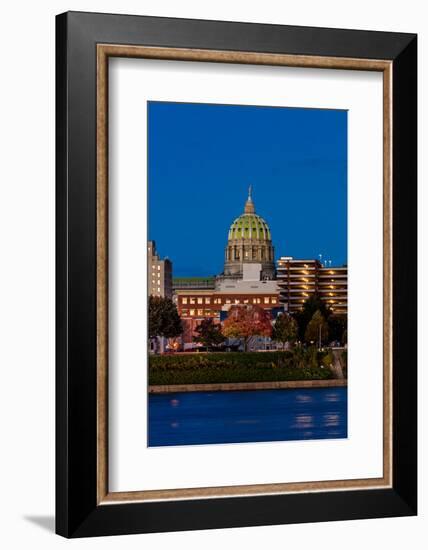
top-left (96, 44), bottom-right (393, 504)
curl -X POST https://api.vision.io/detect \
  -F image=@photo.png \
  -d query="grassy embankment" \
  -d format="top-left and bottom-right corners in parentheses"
top-left (149, 350), bottom-right (335, 386)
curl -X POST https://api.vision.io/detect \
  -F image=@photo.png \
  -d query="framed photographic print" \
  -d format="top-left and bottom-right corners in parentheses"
top-left (56, 11), bottom-right (417, 537)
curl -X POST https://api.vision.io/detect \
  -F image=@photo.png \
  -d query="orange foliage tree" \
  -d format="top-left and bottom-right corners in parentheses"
top-left (222, 304), bottom-right (272, 351)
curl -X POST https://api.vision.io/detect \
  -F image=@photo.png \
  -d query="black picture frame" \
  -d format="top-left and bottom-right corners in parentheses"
top-left (56, 11), bottom-right (417, 538)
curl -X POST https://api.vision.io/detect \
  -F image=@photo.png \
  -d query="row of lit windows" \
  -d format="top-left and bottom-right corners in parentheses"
top-left (180, 296), bottom-right (278, 307)
top-left (182, 309), bottom-right (215, 317)
top-left (181, 297), bottom-right (211, 305)
top-left (151, 265), bottom-right (161, 270)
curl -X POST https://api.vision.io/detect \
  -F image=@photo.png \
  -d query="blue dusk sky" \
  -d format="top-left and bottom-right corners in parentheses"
top-left (148, 101), bottom-right (347, 277)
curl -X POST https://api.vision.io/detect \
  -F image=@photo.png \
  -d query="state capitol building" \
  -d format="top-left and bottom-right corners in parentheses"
top-left (149, 187), bottom-right (347, 348)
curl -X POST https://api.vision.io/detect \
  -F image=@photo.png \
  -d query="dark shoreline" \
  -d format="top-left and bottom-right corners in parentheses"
top-left (149, 379), bottom-right (347, 394)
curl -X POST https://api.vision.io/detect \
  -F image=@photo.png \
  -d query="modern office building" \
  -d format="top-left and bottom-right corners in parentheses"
top-left (147, 240), bottom-right (172, 298)
top-left (276, 256), bottom-right (347, 315)
top-left (317, 266), bottom-right (348, 316)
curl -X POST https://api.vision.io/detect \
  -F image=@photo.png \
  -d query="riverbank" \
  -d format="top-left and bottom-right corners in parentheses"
top-left (149, 350), bottom-right (340, 386)
top-left (149, 378), bottom-right (347, 393)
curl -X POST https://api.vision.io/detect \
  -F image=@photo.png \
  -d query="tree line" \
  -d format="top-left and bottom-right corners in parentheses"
top-left (149, 293), bottom-right (347, 352)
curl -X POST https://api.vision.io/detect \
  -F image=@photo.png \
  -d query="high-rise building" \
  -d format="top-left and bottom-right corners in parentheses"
top-left (147, 241), bottom-right (172, 298)
top-left (276, 256), bottom-right (347, 316)
top-left (317, 266), bottom-right (348, 316)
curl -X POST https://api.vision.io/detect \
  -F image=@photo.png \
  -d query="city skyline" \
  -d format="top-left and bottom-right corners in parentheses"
top-left (148, 101), bottom-right (347, 276)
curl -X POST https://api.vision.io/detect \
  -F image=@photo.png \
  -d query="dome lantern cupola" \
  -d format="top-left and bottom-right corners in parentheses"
top-left (244, 185), bottom-right (255, 214)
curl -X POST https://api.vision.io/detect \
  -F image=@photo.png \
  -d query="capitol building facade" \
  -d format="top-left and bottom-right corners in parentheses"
top-left (150, 186), bottom-right (348, 348)
top-left (174, 188), bottom-right (282, 348)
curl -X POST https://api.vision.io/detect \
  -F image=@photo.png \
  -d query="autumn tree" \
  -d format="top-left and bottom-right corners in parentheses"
top-left (193, 319), bottom-right (225, 350)
top-left (271, 313), bottom-right (298, 349)
top-left (148, 296), bottom-right (183, 340)
top-left (304, 309), bottom-right (329, 347)
top-left (222, 304), bottom-right (272, 352)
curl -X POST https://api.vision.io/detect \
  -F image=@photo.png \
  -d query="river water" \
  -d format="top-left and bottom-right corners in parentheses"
top-left (148, 387), bottom-right (347, 447)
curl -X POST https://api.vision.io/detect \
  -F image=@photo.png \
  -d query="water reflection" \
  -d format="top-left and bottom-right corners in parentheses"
top-left (325, 393), bottom-right (340, 402)
top-left (296, 394), bottom-right (313, 403)
top-left (149, 387), bottom-right (347, 447)
top-left (323, 413), bottom-right (340, 427)
top-left (293, 414), bottom-right (314, 429)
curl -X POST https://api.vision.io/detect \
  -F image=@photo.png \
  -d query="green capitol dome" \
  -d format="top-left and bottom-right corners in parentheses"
top-left (224, 187), bottom-right (275, 280)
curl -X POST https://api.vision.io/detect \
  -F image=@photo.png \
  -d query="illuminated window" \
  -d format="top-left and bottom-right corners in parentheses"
top-left (189, 309), bottom-right (195, 316)
top-left (235, 299), bottom-right (239, 304)
top-left (197, 309), bottom-right (203, 316)
top-left (158, 266), bottom-right (161, 270)
top-left (157, 287), bottom-right (160, 293)
top-left (181, 309), bottom-right (188, 316)
top-left (264, 297), bottom-right (269, 304)
top-left (271, 298), bottom-right (277, 304)
top-left (182, 298), bottom-right (188, 305)
top-left (197, 297), bottom-right (203, 304)
top-left (226, 299), bottom-right (231, 304)
top-left (205, 297), bottom-right (211, 304)
top-left (190, 297), bottom-right (195, 304)
top-left (243, 299), bottom-right (249, 304)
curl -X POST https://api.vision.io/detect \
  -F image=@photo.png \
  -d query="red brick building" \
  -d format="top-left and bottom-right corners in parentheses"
top-left (176, 282), bottom-right (280, 346)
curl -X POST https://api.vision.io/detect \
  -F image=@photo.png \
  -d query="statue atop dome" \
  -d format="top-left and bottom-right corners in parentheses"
top-left (244, 185), bottom-right (255, 214)
top-left (222, 187), bottom-right (275, 280)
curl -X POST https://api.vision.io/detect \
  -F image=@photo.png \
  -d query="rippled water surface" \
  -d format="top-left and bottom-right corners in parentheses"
top-left (148, 387), bottom-right (347, 447)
